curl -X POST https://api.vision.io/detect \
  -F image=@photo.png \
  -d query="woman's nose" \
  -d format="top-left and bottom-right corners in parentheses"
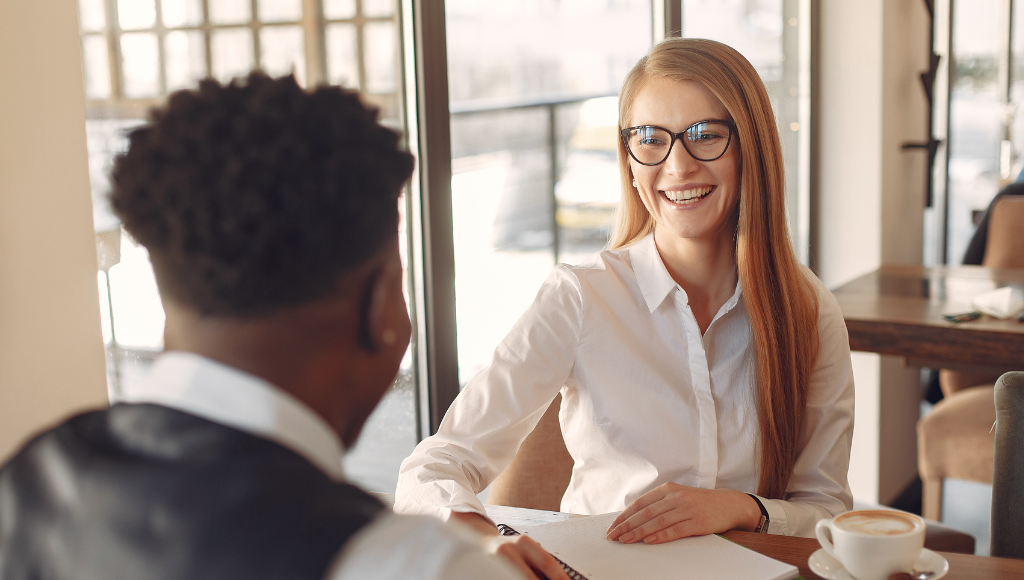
top-left (663, 138), bottom-right (701, 176)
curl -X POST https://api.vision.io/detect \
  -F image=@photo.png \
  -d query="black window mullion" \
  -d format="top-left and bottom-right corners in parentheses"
top-left (399, 0), bottom-right (457, 438)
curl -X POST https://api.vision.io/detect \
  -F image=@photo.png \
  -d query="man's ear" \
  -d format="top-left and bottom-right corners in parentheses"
top-left (358, 266), bottom-right (397, 353)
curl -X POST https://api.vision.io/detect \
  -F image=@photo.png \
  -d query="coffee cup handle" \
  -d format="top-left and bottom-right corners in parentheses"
top-left (815, 518), bottom-right (839, 560)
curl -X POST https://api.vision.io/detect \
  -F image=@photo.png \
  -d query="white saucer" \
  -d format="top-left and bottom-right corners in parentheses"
top-left (808, 547), bottom-right (949, 580)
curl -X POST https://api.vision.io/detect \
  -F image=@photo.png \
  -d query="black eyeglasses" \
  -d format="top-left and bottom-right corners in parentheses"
top-left (620, 119), bottom-right (735, 166)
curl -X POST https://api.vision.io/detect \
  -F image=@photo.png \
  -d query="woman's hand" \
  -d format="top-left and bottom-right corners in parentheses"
top-left (605, 484), bottom-right (761, 544)
top-left (450, 511), bottom-right (570, 580)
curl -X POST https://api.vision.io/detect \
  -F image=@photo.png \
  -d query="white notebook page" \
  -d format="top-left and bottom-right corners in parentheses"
top-left (514, 513), bottom-right (798, 580)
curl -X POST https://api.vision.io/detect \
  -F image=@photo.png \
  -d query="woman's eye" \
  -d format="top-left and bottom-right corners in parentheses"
top-left (690, 132), bottom-right (722, 142)
top-left (638, 137), bottom-right (665, 145)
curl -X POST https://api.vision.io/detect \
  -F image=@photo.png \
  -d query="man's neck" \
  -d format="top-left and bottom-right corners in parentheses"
top-left (162, 302), bottom-right (362, 446)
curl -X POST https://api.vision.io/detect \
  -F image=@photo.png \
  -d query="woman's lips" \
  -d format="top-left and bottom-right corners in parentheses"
top-left (659, 185), bottom-right (715, 205)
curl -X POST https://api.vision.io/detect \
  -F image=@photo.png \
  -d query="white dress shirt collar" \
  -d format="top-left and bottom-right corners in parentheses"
top-left (629, 233), bottom-right (743, 318)
top-left (116, 351), bottom-right (346, 481)
top-left (630, 233), bottom-right (678, 313)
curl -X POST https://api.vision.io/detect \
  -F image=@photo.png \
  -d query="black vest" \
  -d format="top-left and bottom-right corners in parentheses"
top-left (0, 403), bottom-right (383, 580)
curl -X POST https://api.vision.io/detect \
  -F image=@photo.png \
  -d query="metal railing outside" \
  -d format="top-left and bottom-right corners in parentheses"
top-left (449, 92), bottom-right (618, 263)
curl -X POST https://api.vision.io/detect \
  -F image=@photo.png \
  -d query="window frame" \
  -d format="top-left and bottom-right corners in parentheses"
top-left (80, 0), bottom-right (402, 120)
top-left (81, 0), bottom-right (817, 440)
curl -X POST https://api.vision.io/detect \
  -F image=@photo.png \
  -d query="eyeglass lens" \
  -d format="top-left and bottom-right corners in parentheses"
top-left (625, 121), bottom-right (731, 165)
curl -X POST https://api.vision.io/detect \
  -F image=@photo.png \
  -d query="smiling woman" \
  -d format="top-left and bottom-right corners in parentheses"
top-left (395, 39), bottom-right (855, 563)
top-left (612, 40), bottom-right (820, 503)
top-left (596, 39), bottom-right (847, 544)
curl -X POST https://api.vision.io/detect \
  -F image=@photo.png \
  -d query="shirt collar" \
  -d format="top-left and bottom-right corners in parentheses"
top-left (116, 351), bottom-right (346, 481)
top-left (628, 232), bottom-right (744, 319)
top-left (629, 233), bottom-right (680, 313)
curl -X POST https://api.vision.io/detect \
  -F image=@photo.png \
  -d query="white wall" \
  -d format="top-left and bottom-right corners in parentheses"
top-left (817, 0), bottom-right (930, 504)
top-left (0, 0), bottom-right (109, 461)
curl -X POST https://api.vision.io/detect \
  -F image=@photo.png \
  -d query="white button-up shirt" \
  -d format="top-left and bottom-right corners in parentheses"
top-left (118, 352), bottom-right (522, 580)
top-left (396, 233), bottom-right (855, 537)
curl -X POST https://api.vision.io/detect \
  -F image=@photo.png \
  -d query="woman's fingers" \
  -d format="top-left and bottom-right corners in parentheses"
top-left (606, 484), bottom-right (679, 541)
top-left (485, 535), bottom-right (570, 580)
top-left (607, 499), bottom-right (677, 541)
top-left (611, 497), bottom-right (690, 543)
top-left (606, 486), bottom-right (670, 538)
top-left (639, 518), bottom-right (704, 544)
top-left (610, 486), bottom-right (748, 544)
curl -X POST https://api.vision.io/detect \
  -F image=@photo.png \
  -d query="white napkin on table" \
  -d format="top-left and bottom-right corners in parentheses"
top-left (971, 286), bottom-right (1024, 319)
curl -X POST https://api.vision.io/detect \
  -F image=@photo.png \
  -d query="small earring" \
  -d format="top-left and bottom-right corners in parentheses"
top-left (382, 329), bottom-right (396, 346)
top-left (632, 178), bottom-right (637, 188)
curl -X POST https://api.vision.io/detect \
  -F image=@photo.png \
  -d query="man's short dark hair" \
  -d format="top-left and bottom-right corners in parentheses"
top-left (110, 72), bottom-right (414, 316)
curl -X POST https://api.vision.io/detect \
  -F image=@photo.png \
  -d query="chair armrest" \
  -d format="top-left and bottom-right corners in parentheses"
top-left (922, 518), bottom-right (976, 554)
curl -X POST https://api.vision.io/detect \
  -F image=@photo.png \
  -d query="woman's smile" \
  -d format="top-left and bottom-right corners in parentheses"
top-left (659, 184), bottom-right (716, 206)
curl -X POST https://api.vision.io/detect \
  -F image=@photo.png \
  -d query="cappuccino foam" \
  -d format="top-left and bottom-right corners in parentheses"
top-left (834, 511), bottom-right (920, 536)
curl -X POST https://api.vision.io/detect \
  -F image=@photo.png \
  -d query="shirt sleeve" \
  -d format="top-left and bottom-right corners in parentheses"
top-left (395, 265), bottom-right (584, 521)
top-left (759, 272), bottom-right (856, 537)
top-left (326, 513), bottom-right (525, 580)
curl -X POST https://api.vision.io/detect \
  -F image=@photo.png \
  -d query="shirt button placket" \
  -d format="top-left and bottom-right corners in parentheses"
top-left (675, 291), bottom-right (719, 489)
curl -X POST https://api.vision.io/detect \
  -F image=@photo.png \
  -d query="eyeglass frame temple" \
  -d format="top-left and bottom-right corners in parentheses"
top-left (619, 119), bottom-right (735, 165)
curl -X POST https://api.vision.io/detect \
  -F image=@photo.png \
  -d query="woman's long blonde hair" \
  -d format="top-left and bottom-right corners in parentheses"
top-left (611, 38), bottom-right (819, 500)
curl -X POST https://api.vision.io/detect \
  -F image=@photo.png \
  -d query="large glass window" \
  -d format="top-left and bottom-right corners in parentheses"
top-left (683, 0), bottom-right (806, 260)
top-left (946, 0), bottom-right (1004, 264)
top-left (78, 0), bottom-right (814, 493)
top-left (78, 0), bottom-right (413, 494)
top-left (446, 1), bottom-right (652, 385)
top-left (447, 1), bottom-right (811, 386)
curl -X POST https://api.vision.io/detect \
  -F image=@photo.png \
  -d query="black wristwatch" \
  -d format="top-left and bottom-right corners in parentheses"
top-left (746, 493), bottom-right (770, 534)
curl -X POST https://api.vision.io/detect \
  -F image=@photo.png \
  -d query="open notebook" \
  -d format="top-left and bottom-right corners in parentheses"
top-left (504, 513), bottom-right (799, 580)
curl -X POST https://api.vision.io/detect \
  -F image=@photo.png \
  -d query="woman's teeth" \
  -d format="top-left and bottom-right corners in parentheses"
top-left (663, 186), bottom-right (713, 204)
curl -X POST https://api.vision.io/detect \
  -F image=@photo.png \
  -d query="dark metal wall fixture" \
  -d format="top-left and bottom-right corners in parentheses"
top-left (902, 0), bottom-right (943, 207)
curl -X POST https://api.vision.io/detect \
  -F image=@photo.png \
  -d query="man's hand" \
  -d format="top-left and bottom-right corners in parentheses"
top-left (450, 511), bottom-right (570, 580)
top-left (605, 484), bottom-right (762, 544)
top-left (481, 534), bottom-right (571, 580)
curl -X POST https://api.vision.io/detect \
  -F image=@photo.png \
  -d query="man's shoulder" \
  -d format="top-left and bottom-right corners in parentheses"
top-left (0, 403), bottom-right (384, 580)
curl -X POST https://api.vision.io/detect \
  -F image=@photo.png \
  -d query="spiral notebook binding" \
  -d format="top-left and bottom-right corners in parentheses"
top-left (496, 523), bottom-right (589, 580)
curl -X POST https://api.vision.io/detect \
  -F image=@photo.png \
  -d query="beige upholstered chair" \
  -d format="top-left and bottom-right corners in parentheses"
top-left (918, 385), bottom-right (996, 520)
top-left (493, 395), bottom-right (976, 552)
top-left (487, 395), bottom-right (572, 511)
top-left (921, 195), bottom-right (1024, 521)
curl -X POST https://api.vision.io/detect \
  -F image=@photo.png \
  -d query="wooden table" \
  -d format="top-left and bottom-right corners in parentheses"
top-left (372, 496), bottom-right (1024, 579)
top-left (832, 265), bottom-right (1024, 371)
top-left (488, 505), bottom-right (1024, 580)
top-left (719, 530), bottom-right (1024, 580)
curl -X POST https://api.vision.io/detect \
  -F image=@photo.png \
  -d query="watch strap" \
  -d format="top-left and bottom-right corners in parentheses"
top-left (746, 493), bottom-right (770, 534)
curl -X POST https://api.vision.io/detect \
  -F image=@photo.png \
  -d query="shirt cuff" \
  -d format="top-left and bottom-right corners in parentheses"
top-left (448, 504), bottom-right (495, 525)
top-left (395, 483), bottom-right (493, 527)
top-left (751, 494), bottom-right (789, 536)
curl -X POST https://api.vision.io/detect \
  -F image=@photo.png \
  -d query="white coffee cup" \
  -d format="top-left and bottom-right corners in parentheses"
top-left (815, 509), bottom-right (925, 580)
